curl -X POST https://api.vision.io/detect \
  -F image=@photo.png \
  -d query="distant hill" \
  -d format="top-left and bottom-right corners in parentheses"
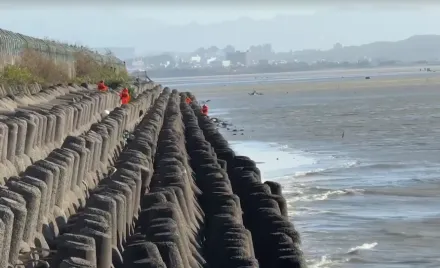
top-left (131, 35), bottom-right (440, 65)
top-left (292, 35), bottom-right (440, 62)
top-left (131, 10), bottom-right (440, 56)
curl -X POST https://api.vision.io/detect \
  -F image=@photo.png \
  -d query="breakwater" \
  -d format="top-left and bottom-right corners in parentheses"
top-left (0, 84), bottom-right (306, 267)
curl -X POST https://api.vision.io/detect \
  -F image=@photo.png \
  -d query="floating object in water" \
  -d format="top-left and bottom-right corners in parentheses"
top-left (249, 90), bottom-right (263, 96)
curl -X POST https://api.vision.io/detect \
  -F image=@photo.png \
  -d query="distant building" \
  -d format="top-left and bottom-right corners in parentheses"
top-left (333, 43), bottom-right (343, 50)
top-left (226, 51), bottom-right (249, 66)
top-left (258, 59), bottom-right (269, 65)
top-left (207, 57), bottom-right (217, 64)
top-left (222, 60), bottom-right (231, 67)
top-left (215, 50), bottom-right (226, 58)
top-left (190, 55), bottom-right (201, 63)
top-left (209, 60), bottom-right (223, 67)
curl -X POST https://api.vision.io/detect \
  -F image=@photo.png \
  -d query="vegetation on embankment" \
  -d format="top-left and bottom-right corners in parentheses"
top-left (0, 49), bottom-right (130, 89)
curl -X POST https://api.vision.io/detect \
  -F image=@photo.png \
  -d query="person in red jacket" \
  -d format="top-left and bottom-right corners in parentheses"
top-left (120, 88), bottom-right (130, 105)
top-left (97, 80), bottom-right (108, 91)
top-left (185, 97), bottom-right (192, 104)
top-left (201, 104), bottom-right (209, 116)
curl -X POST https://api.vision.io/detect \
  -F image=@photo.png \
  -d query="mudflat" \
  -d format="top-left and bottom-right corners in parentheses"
top-left (189, 73), bottom-right (440, 96)
top-left (181, 71), bottom-right (440, 268)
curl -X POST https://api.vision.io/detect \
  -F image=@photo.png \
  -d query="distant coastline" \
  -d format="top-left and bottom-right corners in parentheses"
top-left (139, 62), bottom-right (438, 79)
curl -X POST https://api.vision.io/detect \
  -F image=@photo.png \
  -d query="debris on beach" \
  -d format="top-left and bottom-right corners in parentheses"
top-left (249, 90), bottom-right (263, 96)
top-left (209, 116), bottom-right (247, 136)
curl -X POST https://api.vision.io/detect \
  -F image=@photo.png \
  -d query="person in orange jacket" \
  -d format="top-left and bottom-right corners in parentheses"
top-left (201, 104), bottom-right (209, 116)
top-left (120, 88), bottom-right (130, 105)
top-left (97, 80), bottom-right (108, 91)
top-left (185, 96), bottom-right (192, 104)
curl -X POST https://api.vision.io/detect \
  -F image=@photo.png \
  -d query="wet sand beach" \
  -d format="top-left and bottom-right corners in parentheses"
top-left (170, 69), bottom-right (440, 268)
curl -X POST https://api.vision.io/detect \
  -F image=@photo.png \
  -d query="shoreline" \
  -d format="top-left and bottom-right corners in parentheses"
top-left (151, 65), bottom-right (440, 81)
top-left (187, 74), bottom-right (440, 96)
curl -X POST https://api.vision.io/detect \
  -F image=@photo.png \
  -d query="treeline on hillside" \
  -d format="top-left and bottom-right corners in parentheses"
top-left (0, 49), bottom-right (130, 88)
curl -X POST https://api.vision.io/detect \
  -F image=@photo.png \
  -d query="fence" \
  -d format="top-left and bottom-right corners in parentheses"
top-left (0, 28), bottom-right (126, 78)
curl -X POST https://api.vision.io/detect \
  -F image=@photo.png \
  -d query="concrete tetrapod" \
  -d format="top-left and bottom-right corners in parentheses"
top-left (180, 99), bottom-right (258, 268)
top-left (187, 94), bottom-right (307, 268)
top-left (0, 85), bottom-right (162, 266)
top-left (49, 87), bottom-right (168, 267)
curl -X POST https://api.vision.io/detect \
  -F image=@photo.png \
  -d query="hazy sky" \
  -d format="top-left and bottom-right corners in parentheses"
top-left (1, 3), bottom-right (440, 55)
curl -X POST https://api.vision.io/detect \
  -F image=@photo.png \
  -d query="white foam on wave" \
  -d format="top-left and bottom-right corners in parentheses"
top-left (230, 141), bottom-right (359, 195)
top-left (230, 141), bottom-right (317, 181)
top-left (347, 242), bottom-right (378, 254)
top-left (309, 255), bottom-right (334, 268)
top-left (306, 242), bottom-right (378, 268)
top-left (287, 186), bottom-right (365, 203)
top-left (292, 189), bottom-right (362, 202)
top-left (294, 160), bottom-right (359, 179)
top-left (294, 168), bottom-right (327, 178)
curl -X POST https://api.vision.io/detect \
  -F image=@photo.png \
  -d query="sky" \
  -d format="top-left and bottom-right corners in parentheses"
top-left (1, 3), bottom-right (440, 56)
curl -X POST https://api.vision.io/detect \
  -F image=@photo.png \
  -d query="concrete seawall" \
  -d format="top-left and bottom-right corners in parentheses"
top-left (0, 84), bottom-right (306, 268)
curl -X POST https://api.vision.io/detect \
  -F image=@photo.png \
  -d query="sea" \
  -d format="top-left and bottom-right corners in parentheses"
top-left (157, 68), bottom-right (440, 268)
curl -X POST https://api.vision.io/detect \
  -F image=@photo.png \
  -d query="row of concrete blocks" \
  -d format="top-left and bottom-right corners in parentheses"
top-left (50, 88), bottom-right (172, 267)
top-left (180, 96), bottom-right (259, 268)
top-left (122, 88), bottom-right (176, 268)
top-left (0, 87), bottom-right (122, 182)
top-left (0, 83), bottom-right (42, 99)
top-left (0, 85), bottom-right (162, 267)
top-left (187, 93), bottom-right (308, 268)
top-left (0, 84), bottom-right (71, 111)
top-left (0, 83), bottom-right (156, 111)
top-left (133, 91), bottom-right (207, 268)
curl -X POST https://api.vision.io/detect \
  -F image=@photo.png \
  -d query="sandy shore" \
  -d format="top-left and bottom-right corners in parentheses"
top-left (189, 73), bottom-right (440, 96)
top-left (159, 65), bottom-right (440, 82)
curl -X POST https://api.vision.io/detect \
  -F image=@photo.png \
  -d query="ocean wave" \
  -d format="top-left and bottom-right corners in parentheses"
top-left (268, 142), bottom-right (289, 150)
top-left (293, 160), bottom-right (360, 178)
top-left (307, 243), bottom-right (378, 267)
top-left (309, 255), bottom-right (334, 268)
top-left (362, 186), bottom-right (440, 197)
top-left (347, 242), bottom-right (378, 254)
top-left (289, 206), bottom-right (333, 216)
top-left (293, 168), bottom-right (327, 178)
top-left (354, 162), bottom-right (407, 170)
top-left (380, 228), bottom-right (424, 239)
top-left (288, 187), bottom-right (364, 202)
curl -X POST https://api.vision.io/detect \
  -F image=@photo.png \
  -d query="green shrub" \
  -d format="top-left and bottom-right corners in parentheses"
top-left (19, 49), bottom-right (70, 85)
top-left (0, 49), bottom-right (128, 88)
top-left (0, 65), bottom-right (42, 85)
top-left (73, 52), bottom-right (129, 88)
top-left (127, 85), bottom-right (135, 96)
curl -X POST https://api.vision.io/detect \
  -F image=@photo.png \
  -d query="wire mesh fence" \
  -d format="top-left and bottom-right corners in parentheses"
top-left (0, 28), bottom-right (125, 78)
